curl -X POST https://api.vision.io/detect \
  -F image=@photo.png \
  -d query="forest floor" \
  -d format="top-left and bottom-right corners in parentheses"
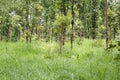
top-left (0, 39), bottom-right (120, 80)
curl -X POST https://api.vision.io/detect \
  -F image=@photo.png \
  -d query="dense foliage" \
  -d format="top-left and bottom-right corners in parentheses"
top-left (0, 0), bottom-right (119, 47)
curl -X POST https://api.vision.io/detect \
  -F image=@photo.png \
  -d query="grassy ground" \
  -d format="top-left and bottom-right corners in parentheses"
top-left (0, 39), bottom-right (120, 80)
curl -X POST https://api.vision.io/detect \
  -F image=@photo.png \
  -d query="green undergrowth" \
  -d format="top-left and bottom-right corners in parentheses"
top-left (0, 39), bottom-right (120, 80)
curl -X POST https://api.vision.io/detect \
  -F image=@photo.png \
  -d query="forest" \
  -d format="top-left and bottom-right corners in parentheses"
top-left (0, 0), bottom-right (120, 80)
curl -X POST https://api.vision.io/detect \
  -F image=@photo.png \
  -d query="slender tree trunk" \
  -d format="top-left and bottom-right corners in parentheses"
top-left (45, 16), bottom-right (48, 42)
top-left (92, 12), bottom-right (96, 39)
top-left (113, 28), bottom-right (116, 39)
top-left (0, 32), bottom-right (1, 41)
top-left (6, 26), bottom-right (10, 42)
top-left (41, 32), bottom-right (43, 40)
top-left (30, 28), bottom-right (33, 43)
top-left (26, 0), bottom-right (30, 44)
top-left (55, 33), bottom-right (58, 42)
top-left (91, 0), bottom-right (97, 39)
top-left (1, 35), bottom-right (3, 41)
top-left (18, 31), bottom-right (20, 40)
top-left (105, 0), bottom-right (108, 48)
top-left (35, 25), bottom-right (38, 34)
top-left (59, 30), bottom-right (63, 53)
top-left (59, 0), bottom-right (67, 52)
top-left (62, 0), bottom-right (66, 46)
top-left (50, 27), bottom-right (53, 43)
top-left (71, 0), bottom-right (74, 50)
top-left (88, 27), bottom-right (90, 39)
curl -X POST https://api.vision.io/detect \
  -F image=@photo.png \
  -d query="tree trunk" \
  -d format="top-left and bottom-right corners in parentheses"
top-left (30, 28), bottom-right (33, 43)
top-left (6, 26), bottom-right (10, 42)
top-left (91, 0), bottom-right (97, 39)
top-left (59, 31), bottom-right (63, 53)
top-left (105, 0), bottom-right (108, 48)
top-left (59, 0), bottom-right (67, 52)
top-left (45, 16), bottom-right (48, 42)
top-left (0, 33), bottom-right (2, 41)
top-left (62, 0), bottom-right (66, 46)
top-left (26, 0), bottom-right (30, 44)
top-left (71, 0), bottom-right (74, 50)
top-left (113, 28), bottom-right (116, 39)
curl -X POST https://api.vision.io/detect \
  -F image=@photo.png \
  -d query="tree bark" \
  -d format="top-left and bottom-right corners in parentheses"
top-left (0, 30), bottom-right (1, 41)
top-left (6, 26), bottom-right (10, 42)
top-left (105, 0), bottom-right (108, 48)
top-left (62, 0), bottom-right (66, 46)
top-left (59, 30), bottom-right (63, 53)
top-left (25, 0), bottom-right (30, 44)
top-left (71, 0), bottom-right (74, 50)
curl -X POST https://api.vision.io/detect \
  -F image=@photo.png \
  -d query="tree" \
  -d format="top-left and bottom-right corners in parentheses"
top-left (53, 14), bottom-right (70, 52)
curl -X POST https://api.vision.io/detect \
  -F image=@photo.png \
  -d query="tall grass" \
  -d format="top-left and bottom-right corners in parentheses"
top-left (0, 39), bottom-right (119, 80)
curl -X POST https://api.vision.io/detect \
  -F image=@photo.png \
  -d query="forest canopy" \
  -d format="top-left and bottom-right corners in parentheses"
top-left (0, 0), bottom-right (120, 48)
